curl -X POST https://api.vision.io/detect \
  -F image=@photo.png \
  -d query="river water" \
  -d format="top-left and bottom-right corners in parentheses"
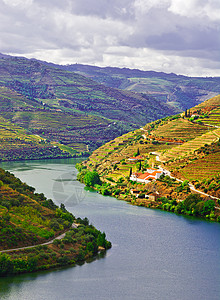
top-left (0, 158), bottom-right (219, 300)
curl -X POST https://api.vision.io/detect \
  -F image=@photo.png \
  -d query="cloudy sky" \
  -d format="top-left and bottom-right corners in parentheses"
top-left (0, 0), bottom-right (220, 76)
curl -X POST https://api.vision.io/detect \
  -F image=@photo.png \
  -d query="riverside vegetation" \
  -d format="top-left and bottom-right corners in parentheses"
top-left (76, 95), bottom-right (220, 222)
top-left (0, 168), bottom-right (111, 276)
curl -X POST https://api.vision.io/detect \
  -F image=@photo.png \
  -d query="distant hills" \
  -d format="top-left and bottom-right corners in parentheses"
top-left (62, 63), bottom-right (220, 111)
top-left (0, 53), bottom-right (180, 160)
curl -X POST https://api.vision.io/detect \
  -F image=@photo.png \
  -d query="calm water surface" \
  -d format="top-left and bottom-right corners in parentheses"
top-left (0, 159), bottom-right (219, 300)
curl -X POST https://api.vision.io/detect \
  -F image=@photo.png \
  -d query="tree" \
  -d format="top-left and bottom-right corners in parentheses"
top-left (0, 254), bottom-right (14, 275)
top-left (84, 171), bottom-right (101, 187)
top-left (137, 148), bottom-right (140, 156)
top-left (138, 161), bottom-right (141, 171)
top-left (129, 167), bottom-right (132, 177)
top-left (183, 194), bottom-right (201, 210)
top-left (97, 232), bottom-right (106, 248)
top-left (202, 199), bottom-right (215, 215)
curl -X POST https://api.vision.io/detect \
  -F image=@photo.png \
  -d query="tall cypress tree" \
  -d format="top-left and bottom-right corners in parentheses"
top-left (138, 161), bottom-right (142, 171)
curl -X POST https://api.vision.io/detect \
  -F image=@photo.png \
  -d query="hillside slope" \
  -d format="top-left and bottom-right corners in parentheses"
top-left (79, 95), bottom-right (220, 221)
top-left (0, 167), bottom-right (111, 275)
top-left (0, 54), bottom-right (178, 158)
top-left (0, 114), bottom-right (73, 161)
top-left (65, 64), bottom-right (220, 111)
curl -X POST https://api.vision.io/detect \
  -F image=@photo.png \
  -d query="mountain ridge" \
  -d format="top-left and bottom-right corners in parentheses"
top-left (60, 63), bottom-right (220, 111)
top-left (0, 53), bottom-right (179, 160)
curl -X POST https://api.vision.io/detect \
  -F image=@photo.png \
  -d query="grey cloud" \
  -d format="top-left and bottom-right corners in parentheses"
top-left (0, 0), bottom-right (220, 76)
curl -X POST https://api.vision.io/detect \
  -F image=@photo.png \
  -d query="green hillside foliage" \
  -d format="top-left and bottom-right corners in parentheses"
top-left (63, 64), bottom-right (220, 111)
top-left (80, 95), bottom-right (220, 221)
top-left (0, 54), bottom-right (179, 159)
top-left (0, 115), bottom-right (74, 161)
top-left (0, 168), bottom-right (111, 275)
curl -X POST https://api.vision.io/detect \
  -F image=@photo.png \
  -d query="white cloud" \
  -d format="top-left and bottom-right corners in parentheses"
top-left (3, 0), bottom-right (33, 8)
top-left (168, 0), bottom-right (220, 20)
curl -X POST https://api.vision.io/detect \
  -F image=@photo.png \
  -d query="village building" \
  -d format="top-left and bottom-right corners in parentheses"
top-left (128, 155), bottom-right (144, 162)
top-left (130, 169), bottom-right (163, 184)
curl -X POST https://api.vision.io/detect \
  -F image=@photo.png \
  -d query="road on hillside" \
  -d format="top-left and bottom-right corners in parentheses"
top-left (0, 223), bottom-right (78, 254)
top-left (150, 152), bottom-right (220, 207)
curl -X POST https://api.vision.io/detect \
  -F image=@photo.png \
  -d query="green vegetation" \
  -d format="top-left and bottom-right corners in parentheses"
top-left (0, 223), bottom-right (111, 276)
top-left (79, 95), bottom-right (220, 222)
top-left (83, 171), bottom-right (102, 187)
top-left (65, 64), bottom-right (220, 111)
top-left (0, 115), bottom-right (75, 161)
top-left (156, 194), bottom-right (216, 220)
top-left (0, 54), bottom-right (179, 160)
top-left (0, 167), bottom-right (111, 276)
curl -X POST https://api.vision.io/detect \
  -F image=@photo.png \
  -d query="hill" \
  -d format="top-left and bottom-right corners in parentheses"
top-left (0, 113), bottom-right (76, 161)
top-left (78, 95), bottom-right (220, 222)
top-left (0, 54), bottom-right (178, 159)
top-left (0, 167), bottom-right (111, 275)
top-left (64, 64), bottom-right (220, 111)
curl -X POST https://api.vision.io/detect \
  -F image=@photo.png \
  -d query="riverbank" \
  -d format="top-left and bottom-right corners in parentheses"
top-left (0, 167), bottom-right (111, 276)
top-left (1, 158), bottom-right (219, 300)
top-left (0, 221), bottom-right (111, 276)
top-left (76, 164), bottom-right (220, 223)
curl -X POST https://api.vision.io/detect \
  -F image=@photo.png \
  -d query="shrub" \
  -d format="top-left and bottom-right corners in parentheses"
top-left (84, 171), bottom-right (101, 187)
top-left (202, 200), bottom-right (215, 215)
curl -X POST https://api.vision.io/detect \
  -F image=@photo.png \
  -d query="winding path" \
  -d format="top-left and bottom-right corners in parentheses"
top-left (150, 152), bottom-right (220, 207)
top-left (0, 223), bottom-right (78, 254)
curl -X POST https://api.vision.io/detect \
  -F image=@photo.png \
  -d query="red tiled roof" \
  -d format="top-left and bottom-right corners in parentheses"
top-left (138, 173), bottom-right (150, 180)
top-left (129, 156), bottom-right (144, 160)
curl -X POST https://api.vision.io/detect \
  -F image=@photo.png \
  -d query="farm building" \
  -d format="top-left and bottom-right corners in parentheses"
top-left (130, 169), bottom-right (163, 184)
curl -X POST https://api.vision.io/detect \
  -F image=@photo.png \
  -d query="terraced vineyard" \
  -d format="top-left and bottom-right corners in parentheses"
top-left (0, 54), bottom-right (179, 159)
top-left (0, 116), bottom-right (73, 161)
top-left (170, 151), bottom-right (220, 181)
top-left (189, 95), bottom-right (220, 126)
top-left (160, 128), bottom-right (220, 161)
top-left (83, 95), bottom-right (220, 200)
top-left (145, 118), bottom-right (209, 141)
top-left (64, 64), bottom-right (220, 111)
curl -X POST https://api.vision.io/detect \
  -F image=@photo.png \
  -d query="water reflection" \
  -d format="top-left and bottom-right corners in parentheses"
top-left (0, 159), bottom-right (219, 300)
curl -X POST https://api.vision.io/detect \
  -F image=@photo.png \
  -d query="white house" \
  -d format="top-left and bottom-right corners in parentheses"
top-left (130, 169), bottom-right (163, 184)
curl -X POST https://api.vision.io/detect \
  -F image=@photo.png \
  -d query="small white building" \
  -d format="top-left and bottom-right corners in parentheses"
top-left (130, 169), bottom-right (163, 184)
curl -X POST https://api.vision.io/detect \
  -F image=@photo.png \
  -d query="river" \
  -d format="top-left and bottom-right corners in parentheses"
top-left (0, 158), bottom-right (219, 300)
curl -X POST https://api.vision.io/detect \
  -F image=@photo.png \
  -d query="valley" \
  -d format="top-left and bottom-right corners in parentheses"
top-left (0, 54), bottom-right (179, 160)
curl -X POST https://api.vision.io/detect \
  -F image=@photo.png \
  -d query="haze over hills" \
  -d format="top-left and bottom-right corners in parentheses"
top-left (0, 53), bottom-right (179, 160)
top-left (62, 63), bottom-right (220, 111)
